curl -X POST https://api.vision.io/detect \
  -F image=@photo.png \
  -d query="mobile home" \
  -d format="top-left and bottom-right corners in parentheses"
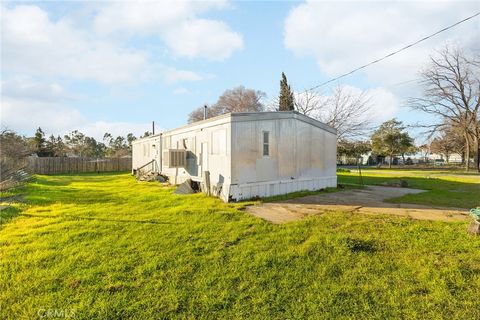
top-left (132, 111), bottom-right (337, 202)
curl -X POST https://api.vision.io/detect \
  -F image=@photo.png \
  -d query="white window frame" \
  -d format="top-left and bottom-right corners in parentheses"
top-left (262, 131), bottom-right (270, 157)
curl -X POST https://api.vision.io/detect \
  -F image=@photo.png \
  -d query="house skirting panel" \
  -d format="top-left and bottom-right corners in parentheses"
top-left (226, 176), bottom-right (337, 202)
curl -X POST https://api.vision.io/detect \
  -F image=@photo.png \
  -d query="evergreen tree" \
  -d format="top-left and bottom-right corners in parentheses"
top-left (33, 127), bottom-right (47, 156)
top-left (45, 135), bottom-right (67, 157)
top-left (140, 131), bottom-right (152, 138)
top-left (64, 130), bottom-right (87, 156)
top-left (126, 133), bottom-right (137, 151)
top-left (83, 137), bottom-right (106, 158)
top-left (278, 72), bottom-right (295, 111)
top-left (103, 132), bottom-right (131, 157)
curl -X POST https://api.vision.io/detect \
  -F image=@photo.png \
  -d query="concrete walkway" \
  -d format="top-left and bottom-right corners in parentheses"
top-left (246, 186), bottom-right (469, 224)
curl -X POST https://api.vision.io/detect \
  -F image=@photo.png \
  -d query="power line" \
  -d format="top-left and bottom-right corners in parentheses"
top-left (307, 11), bottom-right (480, 91)
top-left (385, 78), bottom-right (422, 88)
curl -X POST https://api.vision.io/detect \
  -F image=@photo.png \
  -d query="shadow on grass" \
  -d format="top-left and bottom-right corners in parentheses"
top-left (20, 213), bottom-right (180, 225)
top-left (345, 238), bottom-right (379, 254)
top-left (25, 182), bottom-right (127, 206)
top-left (27, 189), bottom-right (125, 206)
top-left (33, 172), bottom-right (130, 186)
top-left (32, 176), bottom-right (72, 187)
top-left (0, 206), bottom-right (22, 226)
top-left (46, 171), bottom-right (131, 176)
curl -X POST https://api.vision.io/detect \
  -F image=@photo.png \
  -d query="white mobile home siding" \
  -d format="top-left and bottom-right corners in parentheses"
top-left (132, 112), bottom-right (337, 202)
top-left (228, 113), bottom-right (337, 201)
top-left (130, 116), bottom-right (231, 200)
top-left (132, 135), bottom-right (161, 173)
top-left (160, 118), bottom-right (232, 196)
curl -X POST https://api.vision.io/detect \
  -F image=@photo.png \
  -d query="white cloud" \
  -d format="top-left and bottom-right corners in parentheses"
top-left (334, 85), bottom-right (399, 124)
top-left (1, 97), bottom-right (86, 134)
top-left (1, 97), bottom-right (151, 140)
top-left (163, 19), bottom-right (243, 60)
top-left (1, 77), bottom-right (75, 102)
top-left (1, 78), bottom-right (151, 140)
top-left (2, 5), bottom-right (151, 85)
top-left (1, 77), bottom-right (84, 133)
top-left (79, 121), bottom-right (152, 141)
top-left (93, 1), bottom-right (228, 35)
top-left (173, 88), bottom-right (191, 95)
top-left (93, 1), bottom-right (243, 60)
top-left (2, 3), bottom-right (229, 85)
top-left (0, 2), bottom-right (239, 140)
top-left (162, 67), bottom-right (203, 84)
top-left (284, 1), bottom-right (479, 85)
top-left (296, 85), bottom-right (399, 125)
top-left (366, 87), bottom-right (399, 122)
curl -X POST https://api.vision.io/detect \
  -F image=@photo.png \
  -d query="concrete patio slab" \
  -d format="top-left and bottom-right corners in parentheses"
top-left (247, 186), bottom-right (469, 224)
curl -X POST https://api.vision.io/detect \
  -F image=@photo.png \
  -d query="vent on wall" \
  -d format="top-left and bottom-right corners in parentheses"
top-left (163, 149), bottom-right (187, 168)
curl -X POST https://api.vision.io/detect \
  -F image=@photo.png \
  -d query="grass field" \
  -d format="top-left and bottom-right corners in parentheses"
top-left (1, 171), bottom-right (480, 319)
top-left (337, 168), bottom-right (479, 209)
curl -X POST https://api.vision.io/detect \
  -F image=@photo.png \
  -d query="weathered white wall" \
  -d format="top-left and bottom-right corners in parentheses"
top-left (159, 116), bottom-right (232, 199)
top-left (229, 113), bottom-right (336, 201)
top-left (132, 135), bottom-right (161, 173)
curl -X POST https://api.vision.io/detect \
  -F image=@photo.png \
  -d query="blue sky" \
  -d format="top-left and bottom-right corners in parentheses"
top-left (2, 1), bottom-right (479, 141)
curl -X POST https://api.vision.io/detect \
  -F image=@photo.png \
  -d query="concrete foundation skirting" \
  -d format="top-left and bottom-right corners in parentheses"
top-left (227, 176), bottom-right (337, 201)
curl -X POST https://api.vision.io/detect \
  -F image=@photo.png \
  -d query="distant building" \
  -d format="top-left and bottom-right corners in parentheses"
top-left (65, 152), bottom-right (79, 158)
top-left (132, 111), bottom-right (337, 202)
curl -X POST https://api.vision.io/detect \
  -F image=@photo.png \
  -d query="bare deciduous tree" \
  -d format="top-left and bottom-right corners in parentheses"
top-left (0, 128), bottom-right (32, 180)
top-left (409, 44), bottom-right (480, 171)
top-left (295, 86), bottom-right (373, 140)
top-left (429, 122), bottom-right (466, 163)
top-left (337, 139), bottom-right (371, 165)
top-left (430, 137), bottom-right (455, 163)
top-left (294, 89), bottom-right (320, 116)
top-left (188, 86), bottom-right (266, 123)
top-left (0, 128), bottom-right (31, 161)
top-left (187, 107), bottom-right (213, 124)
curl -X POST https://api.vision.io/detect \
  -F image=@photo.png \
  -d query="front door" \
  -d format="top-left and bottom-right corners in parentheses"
top-left (201, 142), bottom-right (208, 176)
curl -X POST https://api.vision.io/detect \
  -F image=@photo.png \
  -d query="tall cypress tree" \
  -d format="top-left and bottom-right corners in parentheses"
top-left (278, 72), bottom-right (295, 111)
top-left (33, 127), bottom-right (47, 156)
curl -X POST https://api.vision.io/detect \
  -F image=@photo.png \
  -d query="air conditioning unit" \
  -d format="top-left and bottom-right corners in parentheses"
top-left (163, 149), bottom-right (186, 168)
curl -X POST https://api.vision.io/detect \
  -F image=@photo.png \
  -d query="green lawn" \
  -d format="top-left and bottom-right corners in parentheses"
top-left (337, 168), bottom-right (480, 209)
top-left (1, 172), bottom-right (480, 319)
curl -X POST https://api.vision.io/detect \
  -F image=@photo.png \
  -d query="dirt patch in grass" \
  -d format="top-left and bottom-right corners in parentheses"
top-left (247, 186), bottom-right (469, 224)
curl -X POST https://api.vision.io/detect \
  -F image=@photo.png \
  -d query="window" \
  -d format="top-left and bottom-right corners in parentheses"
top-left (263, 131), bottom-right (269, 156)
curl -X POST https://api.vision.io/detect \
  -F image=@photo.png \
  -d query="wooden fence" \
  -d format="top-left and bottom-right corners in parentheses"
top-left (26, 157), bottom-right (132, 174)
